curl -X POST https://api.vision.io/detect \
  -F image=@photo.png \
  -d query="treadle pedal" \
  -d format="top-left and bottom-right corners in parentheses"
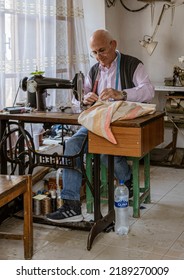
top-left (150, 148), bottom-right (171, 162)
top-left (172, 148), bottom-right (184, 166)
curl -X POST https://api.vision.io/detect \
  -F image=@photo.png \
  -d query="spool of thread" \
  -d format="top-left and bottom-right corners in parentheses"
top-left (42, 197), bottom-right (51, 215)
top-left (50, 189), bottom-right (57, 212)
top-left (33, 197), bottom-right (42, 216)
top-left (33, 194), bottom-right (47, 216)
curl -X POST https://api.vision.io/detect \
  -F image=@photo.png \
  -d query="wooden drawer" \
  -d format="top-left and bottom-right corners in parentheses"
top-left (88, 116), bottom-right (164, 157)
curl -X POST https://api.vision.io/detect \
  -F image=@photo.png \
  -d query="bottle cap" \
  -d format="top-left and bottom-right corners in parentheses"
top-left (119, 179), bottom-right (124, 185)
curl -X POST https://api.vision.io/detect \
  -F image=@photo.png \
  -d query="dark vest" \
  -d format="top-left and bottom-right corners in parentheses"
top-left (89, 53), bottom-right (142, 92)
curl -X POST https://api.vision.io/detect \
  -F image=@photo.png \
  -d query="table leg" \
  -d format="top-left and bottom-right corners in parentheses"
top-left (132, 158), bottom-right (140, 218)
top-left (0, 120), bottom-right (8, 174)
top-left (23, 175), bottom-right (33, 259)
top-left (87, 154), bottom-right (115, 250)
top-left (108, 155), bottom-right (115, 214)
top-left (144, 153), bottom-right (151, 203)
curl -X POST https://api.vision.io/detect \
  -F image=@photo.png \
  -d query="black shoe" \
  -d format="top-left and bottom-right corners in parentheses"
top-left (46, 200), bottom-right (83, 223)
top-left (125, 176), bottom-right (133, 198)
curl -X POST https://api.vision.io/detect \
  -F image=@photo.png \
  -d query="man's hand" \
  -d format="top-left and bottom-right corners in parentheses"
top-left (83, 92), bottom-right (98, 105)
top-left (100, 88), bottom-right (123, 100)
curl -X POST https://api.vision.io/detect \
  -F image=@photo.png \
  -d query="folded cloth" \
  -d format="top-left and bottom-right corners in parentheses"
top-left (78, 100), bottom-right (156, 144)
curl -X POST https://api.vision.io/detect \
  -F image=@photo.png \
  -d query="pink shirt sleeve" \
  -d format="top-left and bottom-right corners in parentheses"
top-left (125, 63), bottom-right (155, 103)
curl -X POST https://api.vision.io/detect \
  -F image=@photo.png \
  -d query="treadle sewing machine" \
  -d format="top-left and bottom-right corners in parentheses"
top-left (0, 72), bottom-right (91, 229)
top-left (0, 71), bottom-right (102, 250)
top-left (151, 65), bottom-right (184, 168)
top-left (164, 66), bottom-right (184, 121)
top-left (0, 70), bottom-right (87, 175)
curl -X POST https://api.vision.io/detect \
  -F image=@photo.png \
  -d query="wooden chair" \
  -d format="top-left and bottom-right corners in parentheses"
top-left (0, 175), bottom-right (33, 259)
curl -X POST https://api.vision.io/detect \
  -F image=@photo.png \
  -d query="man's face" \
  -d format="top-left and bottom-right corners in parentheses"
top-left (90, 38), bottom-right (116, 67)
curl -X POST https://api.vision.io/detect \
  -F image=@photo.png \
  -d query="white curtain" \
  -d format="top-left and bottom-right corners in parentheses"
top-left (0, 0), bottom-right (57, 109)
top-left (55, 0), bottom-right (90, 107)
top-left (0, 0), bottom-right (90, 110)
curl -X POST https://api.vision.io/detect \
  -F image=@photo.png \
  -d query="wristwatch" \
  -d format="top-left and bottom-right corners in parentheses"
top-left (119, 90), bottom-right (127, 101)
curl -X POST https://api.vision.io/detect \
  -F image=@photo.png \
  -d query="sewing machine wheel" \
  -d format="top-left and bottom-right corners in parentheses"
top-left (0, 122), bottom-right (36, 175)
top-left (19, 76), bottom-right (28, 91)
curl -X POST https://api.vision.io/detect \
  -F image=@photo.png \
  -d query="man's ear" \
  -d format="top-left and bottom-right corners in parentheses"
top-left (111, 40), bottom-right (117, 49)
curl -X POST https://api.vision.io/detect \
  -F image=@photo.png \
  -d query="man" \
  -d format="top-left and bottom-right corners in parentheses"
top-left (46, 29), bottom-right (154, 223)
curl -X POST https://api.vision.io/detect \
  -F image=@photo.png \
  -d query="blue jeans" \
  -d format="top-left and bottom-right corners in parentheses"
top-left (61, 126), bottom-right (132, 201)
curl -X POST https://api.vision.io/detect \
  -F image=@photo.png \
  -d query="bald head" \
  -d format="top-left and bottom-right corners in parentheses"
top-left (89, 29), bottom-right (114, 46)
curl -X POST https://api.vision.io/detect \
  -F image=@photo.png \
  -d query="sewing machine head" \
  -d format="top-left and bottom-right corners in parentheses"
top-left (20, 72), bottom-right (84, 111)
top-left (173, 66), bottom-right (184, 87)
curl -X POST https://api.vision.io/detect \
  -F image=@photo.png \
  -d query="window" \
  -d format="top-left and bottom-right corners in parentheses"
top-left (0, 0), bottom-right (89, 110)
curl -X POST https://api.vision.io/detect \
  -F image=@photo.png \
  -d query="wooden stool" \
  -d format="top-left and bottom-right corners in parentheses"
top-left (0, 175), bottom-right (33, 259)
top-left (85, 153), bottom-right (151, 218)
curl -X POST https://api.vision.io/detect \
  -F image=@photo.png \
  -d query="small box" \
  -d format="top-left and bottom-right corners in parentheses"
top-left (47, 177), bottom-right (63, 190)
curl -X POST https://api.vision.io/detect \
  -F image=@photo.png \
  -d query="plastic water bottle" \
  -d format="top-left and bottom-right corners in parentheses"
top-left (114, 180), bottom-right (129, 235)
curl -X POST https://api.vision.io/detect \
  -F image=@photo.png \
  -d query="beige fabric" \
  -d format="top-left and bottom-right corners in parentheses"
top-left (78, 99), bottom-right (156, 144)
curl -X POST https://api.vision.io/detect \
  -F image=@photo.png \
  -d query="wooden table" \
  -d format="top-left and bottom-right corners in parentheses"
top-left (0, 111), bottom-right (164, 250)
top-left (0, 175), bottom-right (33, 259)
top-left (87, 111), bottom-right (164, 247)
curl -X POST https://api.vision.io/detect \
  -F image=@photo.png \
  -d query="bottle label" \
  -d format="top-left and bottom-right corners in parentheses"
top-left (115, 199), bottom-right (128, 208)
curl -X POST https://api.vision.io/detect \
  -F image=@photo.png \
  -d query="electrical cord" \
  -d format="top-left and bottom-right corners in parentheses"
top-left (119, 0), bottom-right (149, 12)
top-left (106, 0), bottom-right (149, 12)
top-left (165, 109), bottom-right (184, 138)
top-left (13, 84), bottom-right (20, 107)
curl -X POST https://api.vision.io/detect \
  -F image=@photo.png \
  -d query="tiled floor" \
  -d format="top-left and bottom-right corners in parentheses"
top-left (0, 165), bottom-right (184, 260)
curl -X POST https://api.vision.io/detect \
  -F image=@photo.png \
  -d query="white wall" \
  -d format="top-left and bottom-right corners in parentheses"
top-left (83, 0), bottom-right (105, 39)
top-left (83, 0), bottom-right (106, 66)
top-left (105, 0), bottom-right (184, 83)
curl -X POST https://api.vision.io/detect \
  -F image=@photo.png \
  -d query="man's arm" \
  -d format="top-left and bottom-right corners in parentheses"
top-left (124, 63), bottom-right (155, 103)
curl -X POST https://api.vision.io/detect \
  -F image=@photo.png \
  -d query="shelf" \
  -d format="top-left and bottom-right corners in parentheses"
top-left (154, 83), bottom-right (184, 92)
